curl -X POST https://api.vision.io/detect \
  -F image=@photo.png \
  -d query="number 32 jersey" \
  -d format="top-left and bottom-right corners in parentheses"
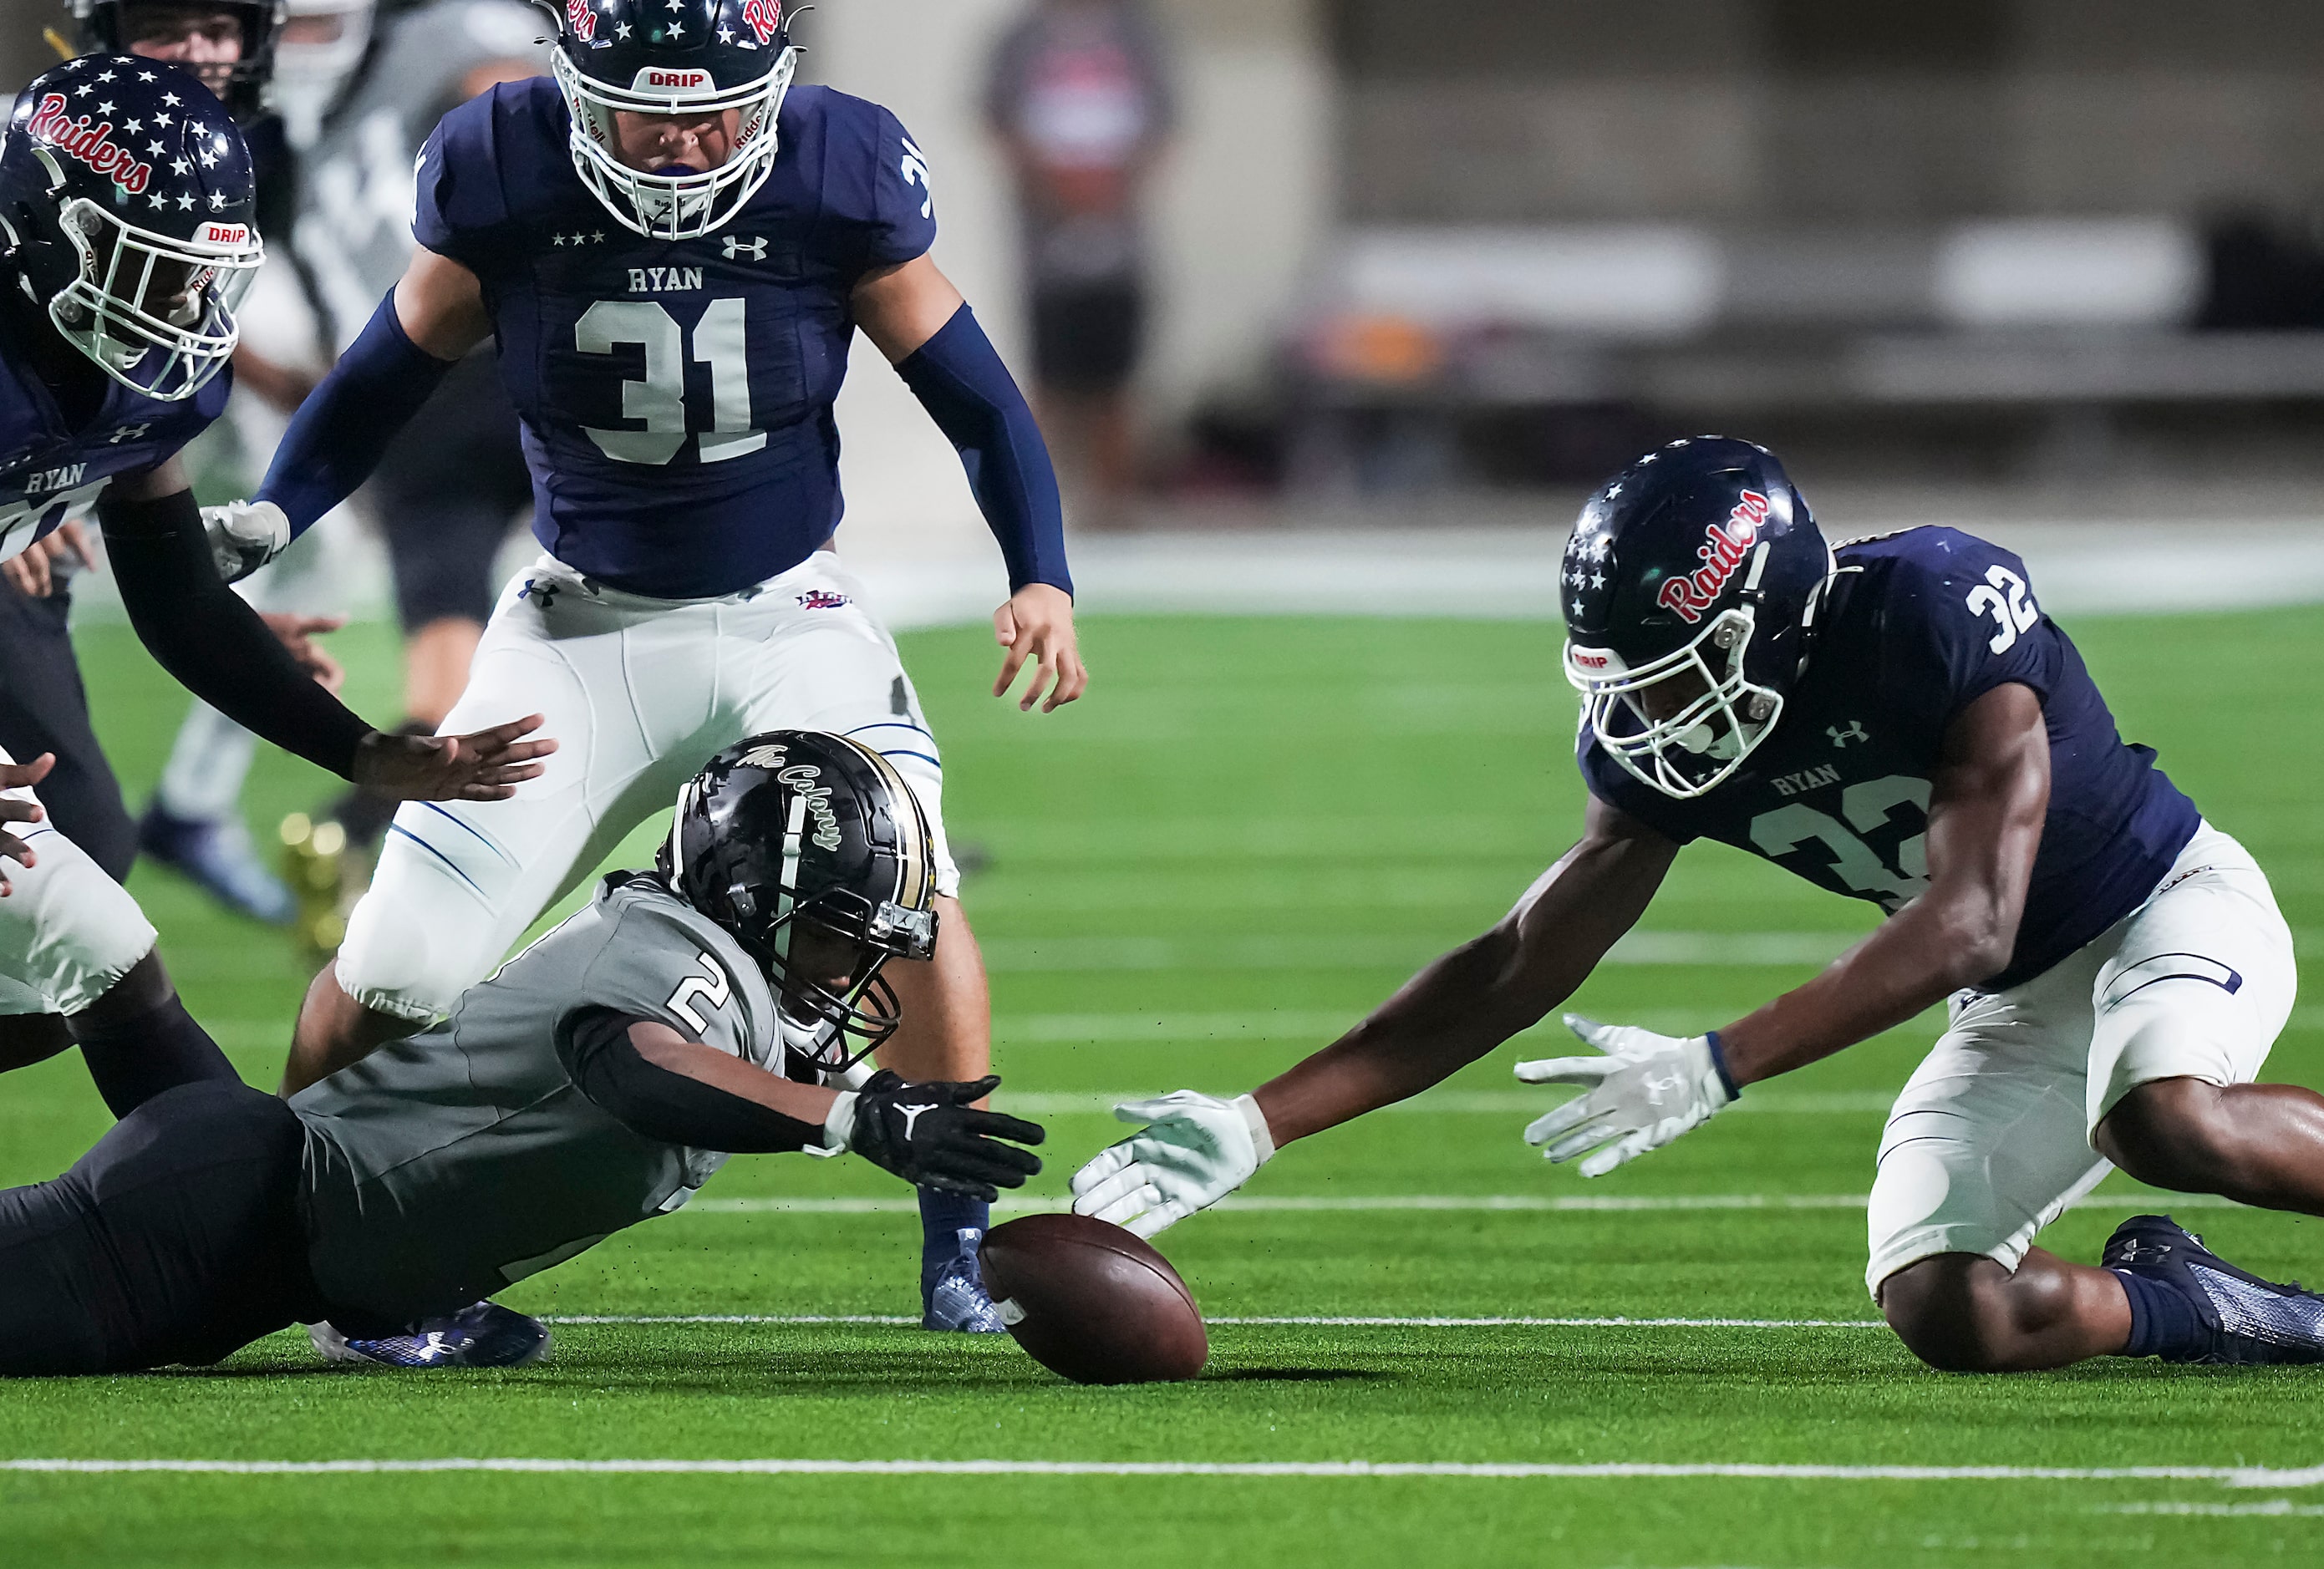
top-left (1580, 526), bottom-right (2201, 993)
top-left (413, 77), bottom-right (937, 598)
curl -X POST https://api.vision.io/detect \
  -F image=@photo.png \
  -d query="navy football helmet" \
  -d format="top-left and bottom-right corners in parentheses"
top-left (0, 55), bottom-right (264, 400)
top-left (69, 0), bottom-right (289, 124)
top-left (547, 0), bottom-right (798, 239)
top-left (659, 730), bottom-right (938, 1073)
top-left (1562, 437), bottom-right (1834, 799)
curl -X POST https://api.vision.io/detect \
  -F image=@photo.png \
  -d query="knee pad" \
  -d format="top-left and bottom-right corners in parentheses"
top-left (333, 888), bottom-right (475, 1023)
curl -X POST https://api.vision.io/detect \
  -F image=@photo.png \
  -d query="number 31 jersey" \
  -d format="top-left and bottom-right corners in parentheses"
top-left (1579, 526), bottom-right (2201, 993)
top-left (413, 76), bottom-right (937, 599)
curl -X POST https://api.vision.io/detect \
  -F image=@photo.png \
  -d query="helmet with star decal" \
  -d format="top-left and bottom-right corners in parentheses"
top-left (0, 55), bottom-right (262, 401)
top-left (547, 0), bottom-right (799, 240)
top-left (1562, 437), bottom-right (1834, 800)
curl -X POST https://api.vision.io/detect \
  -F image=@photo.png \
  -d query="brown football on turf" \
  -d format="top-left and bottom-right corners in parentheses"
top-left (979, 1212), bottom-right (1208, 1384)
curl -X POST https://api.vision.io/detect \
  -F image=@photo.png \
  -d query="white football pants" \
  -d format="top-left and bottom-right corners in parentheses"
top-left (1865, 822), bottom-right (2296, 1294)
top-left (333, 551), bottom-right (959, 1023)
top-left (0, 745), bottom-right (157, 1016)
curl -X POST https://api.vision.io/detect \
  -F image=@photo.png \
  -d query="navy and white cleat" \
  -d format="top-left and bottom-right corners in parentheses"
top-left (309, 1302), bottom-right (552, 1368)
top-left (2104, 1213), bottom-right (2324, 1365)
top-left (923, 1226), bottom-right (1008, 1333)
top-left (138, 805), bottom-right (296, 925)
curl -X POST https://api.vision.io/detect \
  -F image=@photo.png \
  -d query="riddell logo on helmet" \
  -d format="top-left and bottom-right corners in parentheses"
top-left (567, 0), bottom-right (595, 41)
top-left (741, 0), bottom-right (784, 44)
top-left (26, 94), bottom-right (153, 195)
top-left (1655, 490), bottom-right (1770, 624)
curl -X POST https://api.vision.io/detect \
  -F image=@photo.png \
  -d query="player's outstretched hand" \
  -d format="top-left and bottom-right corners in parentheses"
top-left (1070, 1089), bottom-right (1276, 1238)
top-left (350, 714), bottom-right (557, 804)
top-left (0, 752), bottom-right (53, 895)
top-left (1515, 1015), bottom-right (1738, 1178)
top-left (262, 613), bottom-right (348, 695)
top-left (836, 1071), bottom-right (1045, 1201)
top-left (994, 583), bottom-right (1087, 713)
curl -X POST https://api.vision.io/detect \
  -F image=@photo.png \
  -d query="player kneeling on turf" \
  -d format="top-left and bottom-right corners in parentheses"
top-left (1074, 436), bottom-right (2324, 1374)
top-left (0, 732), bottom-right (1041, 1375)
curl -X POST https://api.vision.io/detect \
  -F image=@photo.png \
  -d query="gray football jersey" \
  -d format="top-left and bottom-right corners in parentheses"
top-left (292, 0), bottom-right (546, 350)
top-left (292, 874), bottom-right (781, 1323)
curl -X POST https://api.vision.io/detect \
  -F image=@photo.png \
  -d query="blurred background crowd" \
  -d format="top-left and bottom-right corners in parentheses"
top-left (9, 0), bottom-right (2324, 539)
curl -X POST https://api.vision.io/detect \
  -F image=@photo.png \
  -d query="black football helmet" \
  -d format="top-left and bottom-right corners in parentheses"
top-left (546, 0), bottom-right (798, 239)
top-left (660, 729), bottom-right (938, 1073)
top-left (1562, 437), bottom-right (1834, 799)
top-left (69, 0), bottom-right (289, 124)
top-left (0, 55), bottom-right (264, 401)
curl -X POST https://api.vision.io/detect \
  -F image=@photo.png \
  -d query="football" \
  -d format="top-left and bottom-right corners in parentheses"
top-left (979, 1213), bottom-right (1208, 1384)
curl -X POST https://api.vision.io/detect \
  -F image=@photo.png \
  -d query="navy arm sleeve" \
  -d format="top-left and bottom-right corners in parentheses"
top-left (257, 294), bottom-right (455, 536)
top-left (557, 1007), bottom-right (825, 1155)
top-left (98, 487), bottom-right (373, 779)
top-left (896, 305), bottom-right (1072, 595)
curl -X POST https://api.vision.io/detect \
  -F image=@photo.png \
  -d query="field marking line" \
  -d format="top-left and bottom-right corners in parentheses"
top-left (681, 1192), bottom-right (2240, 1216)
top-left (6, 1460), bottom-right (2321, 1485)
top-left (978, 932), bottom-right (1853, 975)
top-left (536, 1314), bottom-right (1884, 1329)
top-left (2102, 1500), bottom-right (2324, 1517)
top-left (994, 1090), bottom-right (1898, 1115)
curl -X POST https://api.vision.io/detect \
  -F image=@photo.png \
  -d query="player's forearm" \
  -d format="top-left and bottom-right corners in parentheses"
top-left (256, 292), bottom-right (455, 536)
top-left (99, 486), bottom-right (373, 780)
top-left (562, 1013), bottom-right (837, 1153)
top-left (1716, 895), bottom-right (2016, 1085)
top-left (895, 304), bottom-right (1073, 594)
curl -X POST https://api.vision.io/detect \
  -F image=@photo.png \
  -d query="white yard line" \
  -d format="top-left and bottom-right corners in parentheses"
top-left (2102, 1500), bottom-right (2324, 1516)
top-left (537, 1314), bottom-right (1882, 1328)
top-left (7, 1458), bottom-right (2321, 1485)
top-left (679, 1191), bottom-right (2240, 1216)
top-left (978, 932), bottom-right (1851, 974)
top-left (994, 1090), bottom-right (1898, 1115)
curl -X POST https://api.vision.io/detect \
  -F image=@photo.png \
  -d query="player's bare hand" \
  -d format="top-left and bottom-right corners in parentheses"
top-left (350, 714), bottom-right (557, 803)
top-left (1, 523), bottom-right (94, 599)
top-left (0, 752), bottom-right (54, 893)
top-left (262, 613), bottom-right (347, 695)
top-left (993, 583), bottom-right (1086, 713)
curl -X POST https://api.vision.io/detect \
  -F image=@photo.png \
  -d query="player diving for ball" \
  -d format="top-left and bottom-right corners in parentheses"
top-left (1076, 435), bottom-right (2324, 1374)
top-left (201, 0), bottom-right (1084, 1335)
top-left (0, 733), bottom-right (1045, 1374)
top-left (0, 58), bottom-right (547, 1114)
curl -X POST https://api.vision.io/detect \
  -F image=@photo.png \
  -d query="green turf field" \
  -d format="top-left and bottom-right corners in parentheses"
top-left (2, 606), bottom-right (2321, 1566)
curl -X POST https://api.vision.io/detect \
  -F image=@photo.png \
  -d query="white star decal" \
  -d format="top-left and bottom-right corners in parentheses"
top-left (199, 150), bottom-right (216, 167)
top-left (149, 193), bottom-right (167, 209)
top-left (665, 0), bottom-right (681, 9)
top-left (210, 191), bottom-right (226, 210)
top-left (124, 118), bottom-right (141, 132)
top-left (667, 19), bottom-right (684, 34)
top-left (136, 70), bottom-right (156, 83)
top-left (74, 84), bottom-right (93, 98)
top-left (155, 112), bottom-right (173, 127)
top-left (96, 101), bottom-right (115, 114)
top-left (95, 69), bottom-right (115, 83)
top-left (1590, 572), bottom-right (1605, 589)
top-left (150, 142), bottom-right (166, 156)
top-left (719, 27), bottom-right (734, 41)
top-left (161, 92), bottom-right (181, 106)
top-left (60, 58), bottom-right (82, 71)
top-left (171, 159), bottom-right (190, 174)
top-left (592, 230), bottom-right (605, 242)
top-left (616, 20), bottom-right (632, 36)
top-left (178, 194), bottom-right (194, 209)
top-left (553, 232), bottom-right (568, 246)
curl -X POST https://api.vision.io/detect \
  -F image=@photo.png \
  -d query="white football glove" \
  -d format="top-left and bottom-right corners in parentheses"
top-left (202, 499), bottom-right (291, 584)
top-left (1070, 1090), bottom-right (1275, 1239)
top-left (1516, 1014), bottom-right (1737, 1178)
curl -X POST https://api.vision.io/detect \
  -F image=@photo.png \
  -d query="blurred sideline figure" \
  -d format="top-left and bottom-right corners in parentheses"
top-left (137, 0), bottom-right (541, 939)
top-left (0, 0), bottom-right (323, 904)
top-left (984, 0), bottom-right (1172, 527)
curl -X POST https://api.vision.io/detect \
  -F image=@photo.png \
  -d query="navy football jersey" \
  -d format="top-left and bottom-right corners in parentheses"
top-left (0, 340), bottom-right (229, 564)
top-left (1581, 526), bottom-right (2200, 993)
top-left (413, 77), bottom-right (938, 598)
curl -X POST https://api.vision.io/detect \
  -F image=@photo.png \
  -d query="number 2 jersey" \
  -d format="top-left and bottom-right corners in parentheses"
top-left (0, 336), bottom-right (227, 564)
top-left (1579, 526), bottom-right (2201, 993)
top-left (413, 76), bottom-right (938, 599)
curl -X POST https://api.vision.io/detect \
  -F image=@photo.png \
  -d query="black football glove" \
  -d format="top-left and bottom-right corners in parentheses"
top-left (842, 1071), bottom-right (1045, 1200)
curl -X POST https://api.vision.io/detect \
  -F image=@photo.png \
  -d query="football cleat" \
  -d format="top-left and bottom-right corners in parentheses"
top-left (138, 805), bottom-right (295, 925)
top-left (308, 1302), bottom-right (552, 1368)
top-left (923, 1226), bottom-right (1008, 1333)
top-left (2104, 1213), bottom-right (2324, 1365)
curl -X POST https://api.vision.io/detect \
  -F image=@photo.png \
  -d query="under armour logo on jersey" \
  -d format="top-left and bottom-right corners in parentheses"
top-left (722, 234), bottom-right (767, 262)
top-left (104, 423), bottom-right (153, 444)
top-left (1828, 720), bottom-right (1869, 748)
top-left (519, 576), bottom-right (560, 610)
top-left (898, 1103), bottom-right (938, 1140)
